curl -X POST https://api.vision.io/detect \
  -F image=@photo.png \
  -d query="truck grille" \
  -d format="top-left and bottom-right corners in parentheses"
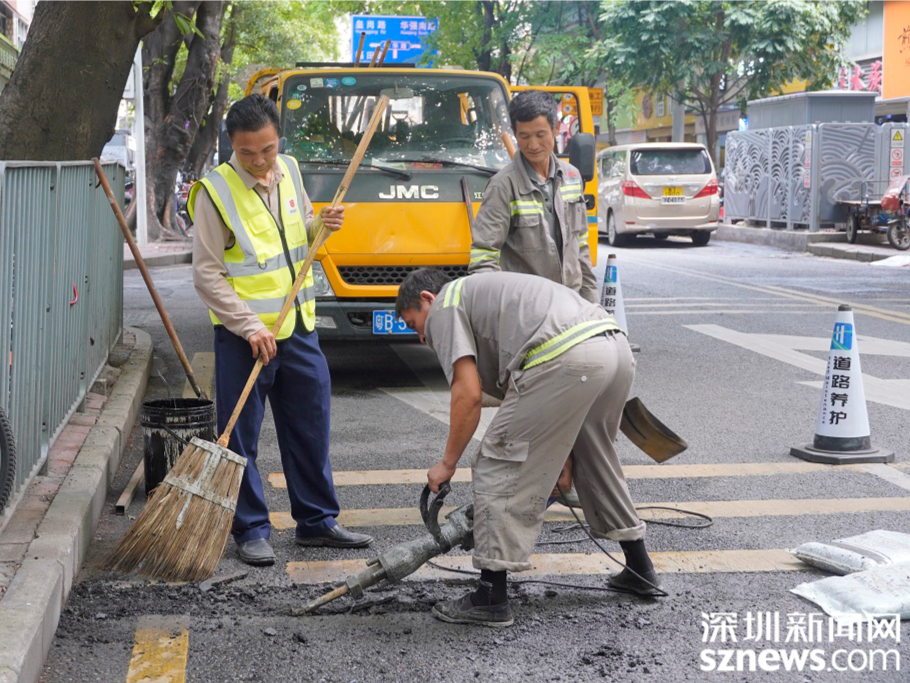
top-left (338, 265), bottom-right (469, 286)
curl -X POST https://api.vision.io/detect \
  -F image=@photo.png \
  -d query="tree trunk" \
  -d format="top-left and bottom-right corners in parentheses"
top-left (142, 1), bottom-right (225, 240)
top-left (605, 97), bottom-right (618, 146)
top-left (476, 1), bottom-right (495, 73)
top-left (185, 14), bottom-right (236, 178)
top-left (0, 1), bottom-right (160, 160)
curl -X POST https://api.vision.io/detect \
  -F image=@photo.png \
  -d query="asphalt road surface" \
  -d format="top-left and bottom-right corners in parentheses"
top-left (43, 237), bottom-right (910, 682)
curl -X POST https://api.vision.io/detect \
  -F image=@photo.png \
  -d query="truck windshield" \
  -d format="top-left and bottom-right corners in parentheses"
top-left (281, 73), bottom-right (511, 171)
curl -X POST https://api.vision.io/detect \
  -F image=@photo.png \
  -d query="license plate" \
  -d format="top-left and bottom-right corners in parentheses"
top-left (661, 196), bottom-right (687, 205)
top-left (663, 186), bottom-right (683, 197)
top-left (372, 311), bottom-right (415, 335)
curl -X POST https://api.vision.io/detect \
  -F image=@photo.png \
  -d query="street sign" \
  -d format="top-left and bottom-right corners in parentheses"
top-left (891, 129), bottom-right (903, 148)
top-left (587, 88), bottom-right (603, 117)
top-left (351, 15), bottom-right (439, 65)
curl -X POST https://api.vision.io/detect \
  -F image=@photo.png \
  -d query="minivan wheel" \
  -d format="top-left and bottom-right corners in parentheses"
top-left (607, 213), bottom-right (626, 247)
top-left (691, 231), bottom-right (711, 246)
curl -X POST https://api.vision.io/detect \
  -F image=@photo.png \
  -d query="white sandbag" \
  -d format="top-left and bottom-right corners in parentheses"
top-left (791, 563), bottom-right (910, 621)
top-left (791, 530), bottom-right (910, 575)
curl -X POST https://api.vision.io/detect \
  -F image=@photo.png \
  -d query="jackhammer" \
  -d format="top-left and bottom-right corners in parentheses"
top-left (300, 483), bottom-right (474, 614)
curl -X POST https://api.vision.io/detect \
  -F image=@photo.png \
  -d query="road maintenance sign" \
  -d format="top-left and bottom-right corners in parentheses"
top-left (588, 88), bottom-right (603, 117)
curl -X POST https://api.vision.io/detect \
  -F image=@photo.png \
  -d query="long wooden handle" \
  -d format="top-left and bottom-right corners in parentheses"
top-left (218, 95), bottom-right (391, 446)
top-left (353, 31), bottom-right (365, 66)
top-left (502, 132), bottom-right (517, 160)
top-left (461, 176), bottom-right (475, 230)
top-left (92, 159), bottom-right (206, 400)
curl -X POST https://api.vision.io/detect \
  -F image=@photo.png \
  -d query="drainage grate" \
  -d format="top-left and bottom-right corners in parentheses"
top-left (338, 265), bottom-right (469, 286)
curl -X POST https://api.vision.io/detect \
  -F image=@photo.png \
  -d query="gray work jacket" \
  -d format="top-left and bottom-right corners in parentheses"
top-left (468, 152), bottom-right (599, 303)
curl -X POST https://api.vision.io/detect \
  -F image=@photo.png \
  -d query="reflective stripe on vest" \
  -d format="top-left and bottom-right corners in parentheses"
top-left (522, 319), bottom-right (621, 369)
top-left (190, 155), bottom-right (315, 339)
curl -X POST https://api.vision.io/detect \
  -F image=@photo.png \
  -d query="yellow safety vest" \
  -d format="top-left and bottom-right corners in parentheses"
top-left (188, 154), bottom-right (315, 339)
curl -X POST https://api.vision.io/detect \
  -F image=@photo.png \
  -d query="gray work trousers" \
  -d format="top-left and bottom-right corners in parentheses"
top-left (471, 333), bottom-right (643, 572)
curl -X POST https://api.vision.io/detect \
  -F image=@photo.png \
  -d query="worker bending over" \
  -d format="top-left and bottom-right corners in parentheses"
top-left (396, 269), bottom-right (659, 628)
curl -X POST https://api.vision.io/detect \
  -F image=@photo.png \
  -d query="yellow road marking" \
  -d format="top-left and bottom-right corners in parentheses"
top-left (286, 549), bottom-right (806, 584)
top-left (126, 615), bottom-right (189, 683)
top-left (181, 352), bottom-right (215, 399)
top-left (269, 461), bottom-right (878, 489)
top-left (271, 496), bottom-right (910, 530)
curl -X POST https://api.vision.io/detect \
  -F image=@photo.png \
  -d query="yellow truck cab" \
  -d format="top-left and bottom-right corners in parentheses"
top-left (242, 65), bottom-right (597, 339)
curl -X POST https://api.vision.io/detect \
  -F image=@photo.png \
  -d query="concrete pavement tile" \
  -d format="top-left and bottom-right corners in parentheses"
top-left (0, 544), bottom-right (27, 564)
top-left (0, 511), bottom-right (43, 546)
top-left (857, 250), bottom-right (875, 262)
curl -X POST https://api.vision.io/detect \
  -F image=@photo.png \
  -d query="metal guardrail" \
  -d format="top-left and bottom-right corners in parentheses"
top-left (0, 161), bottom-right (124, 508)
top-left (725, 123), bottom-right (909, 231)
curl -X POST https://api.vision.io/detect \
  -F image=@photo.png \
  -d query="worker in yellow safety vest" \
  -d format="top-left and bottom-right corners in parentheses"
top-left (189, 94), bottom-right (372, 567)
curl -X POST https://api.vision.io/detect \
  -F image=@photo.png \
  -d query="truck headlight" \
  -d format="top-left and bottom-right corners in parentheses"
top-left (311, 261), bottom-right (335, 299)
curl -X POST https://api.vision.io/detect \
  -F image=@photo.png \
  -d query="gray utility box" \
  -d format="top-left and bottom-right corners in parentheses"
top-left (747, 91), bottom-right (876, 130)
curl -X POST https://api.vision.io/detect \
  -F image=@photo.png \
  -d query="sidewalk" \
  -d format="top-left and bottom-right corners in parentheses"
top-left (715, 223), bottom-right (906, 263)
top-left (123, 240), bottom-right (192, 270)
top-left (0, 329), bottom-right (153, 683)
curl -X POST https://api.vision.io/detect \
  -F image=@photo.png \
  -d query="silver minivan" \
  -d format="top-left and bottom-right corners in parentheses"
top-left (597, 142), bottom-right (719, 246)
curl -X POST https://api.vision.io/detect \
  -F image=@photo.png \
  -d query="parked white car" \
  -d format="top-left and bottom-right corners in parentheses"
top-left (597, 142), bottom-right (720, 246)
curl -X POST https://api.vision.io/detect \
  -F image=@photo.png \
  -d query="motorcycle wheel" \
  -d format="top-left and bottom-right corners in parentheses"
top-left (0, 407), bottom-right (16, 513)
top-left (887, 219), bottom-right (910, 251)
top-left (846, 212), bottom-right (859, 244)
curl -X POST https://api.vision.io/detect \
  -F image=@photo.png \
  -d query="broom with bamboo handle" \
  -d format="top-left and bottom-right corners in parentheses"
top-left (107, 95), bottom-right (391, 582)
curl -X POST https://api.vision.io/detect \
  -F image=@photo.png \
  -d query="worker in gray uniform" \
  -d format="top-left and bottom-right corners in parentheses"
top-left (396, 268), bottom-right (660, 628)
top-left (469, 89), bottom-right (598, 303)
top-left (470, 90), bottom-right (600, 503)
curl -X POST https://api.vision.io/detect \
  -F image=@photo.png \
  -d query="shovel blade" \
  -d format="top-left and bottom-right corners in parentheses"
top-left (620, 397), bottom-right (687, 463)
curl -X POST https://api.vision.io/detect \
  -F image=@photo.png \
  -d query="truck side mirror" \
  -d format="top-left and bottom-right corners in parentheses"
top-left (568, 133), bottom-right (596, 184)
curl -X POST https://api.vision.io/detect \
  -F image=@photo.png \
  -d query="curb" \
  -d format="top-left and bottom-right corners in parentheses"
top-left (124, 249), bottom-right (192, 270)
top-left (0, 328), bottom-right (153, 683)
top-left (714, 223), bottom-right (845, 251)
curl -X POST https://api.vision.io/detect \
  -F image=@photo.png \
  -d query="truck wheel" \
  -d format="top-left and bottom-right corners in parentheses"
top-left (0, 407), bottom-right (16, 514)
top-left (691, 231), bottom-right (711, 246)
top-left (846, 213), bottom-right (859, 244)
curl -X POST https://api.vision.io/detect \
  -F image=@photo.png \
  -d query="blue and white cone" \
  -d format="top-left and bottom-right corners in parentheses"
top-left (600, 253), bottom-right (638, 352)
top-left (790, 305), bottom-right (893, 464)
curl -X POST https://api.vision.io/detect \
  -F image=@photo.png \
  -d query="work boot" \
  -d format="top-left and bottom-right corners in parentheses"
top-left (237, 538), bottom-right (276, 567)
top-left (294, 523), bottom-right (373, 548)
top-left (608, 568), bottom-right (663, 597)
top-left (432, 591), bottom-right (514, 628)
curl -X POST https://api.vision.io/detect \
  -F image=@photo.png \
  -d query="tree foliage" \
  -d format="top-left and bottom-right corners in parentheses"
top-left (594, 0), bottom-right (865, 161)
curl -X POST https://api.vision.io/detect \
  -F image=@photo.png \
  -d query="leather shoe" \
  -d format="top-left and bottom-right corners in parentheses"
top-left (295, 523), bottom-right (373, 548)
top-left (608, 568), bottom-right (663, 597)
top-left (237, 538), bottom-right (276, 566)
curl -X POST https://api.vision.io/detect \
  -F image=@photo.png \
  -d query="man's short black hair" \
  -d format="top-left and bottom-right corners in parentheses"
top-left (395, 268), bottom-right (452, 317)
top-left (508, 90), bottom-right (558, 131)
top-left (226, 94), bottom-right (280, 138)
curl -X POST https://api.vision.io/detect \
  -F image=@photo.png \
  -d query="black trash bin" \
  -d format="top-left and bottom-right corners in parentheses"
top-left (140, 398), bottom-right (216, 494)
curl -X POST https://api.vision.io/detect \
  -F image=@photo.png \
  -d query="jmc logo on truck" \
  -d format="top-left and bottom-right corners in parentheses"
top-left (378, 185), bottom-right (440, 200)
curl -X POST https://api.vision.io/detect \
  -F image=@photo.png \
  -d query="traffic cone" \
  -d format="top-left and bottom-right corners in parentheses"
top-left (790, 305), bottom-right (894, 464)
top-left (601, 253), bottom-right (627, 332)
top-left (600, 253), bottom-right (639, 352)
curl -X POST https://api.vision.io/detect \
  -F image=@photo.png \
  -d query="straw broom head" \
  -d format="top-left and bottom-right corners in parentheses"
top-left (104, 438), bottom-right (245, 583)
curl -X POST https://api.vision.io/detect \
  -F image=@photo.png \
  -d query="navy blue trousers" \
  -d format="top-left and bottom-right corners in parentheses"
top-left (214, 323), bottom-right (340, 544)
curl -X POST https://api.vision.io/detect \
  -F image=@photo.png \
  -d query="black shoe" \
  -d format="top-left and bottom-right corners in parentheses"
top-left (237, 538), bottom-right (276, 566)
top-left (432, 592), bottom-right (514, 628)
top-left (608, 568), bottom-right (663, 597)
top-left (295, 523), bottom-right (373, 548)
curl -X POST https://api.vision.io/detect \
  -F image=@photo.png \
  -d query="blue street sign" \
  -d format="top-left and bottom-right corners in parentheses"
top-left (351, 15), bottom-right (439, 65)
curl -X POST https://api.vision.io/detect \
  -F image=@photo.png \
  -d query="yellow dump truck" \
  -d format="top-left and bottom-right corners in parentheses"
top-left (244, 65), bottom-right (598, 339)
